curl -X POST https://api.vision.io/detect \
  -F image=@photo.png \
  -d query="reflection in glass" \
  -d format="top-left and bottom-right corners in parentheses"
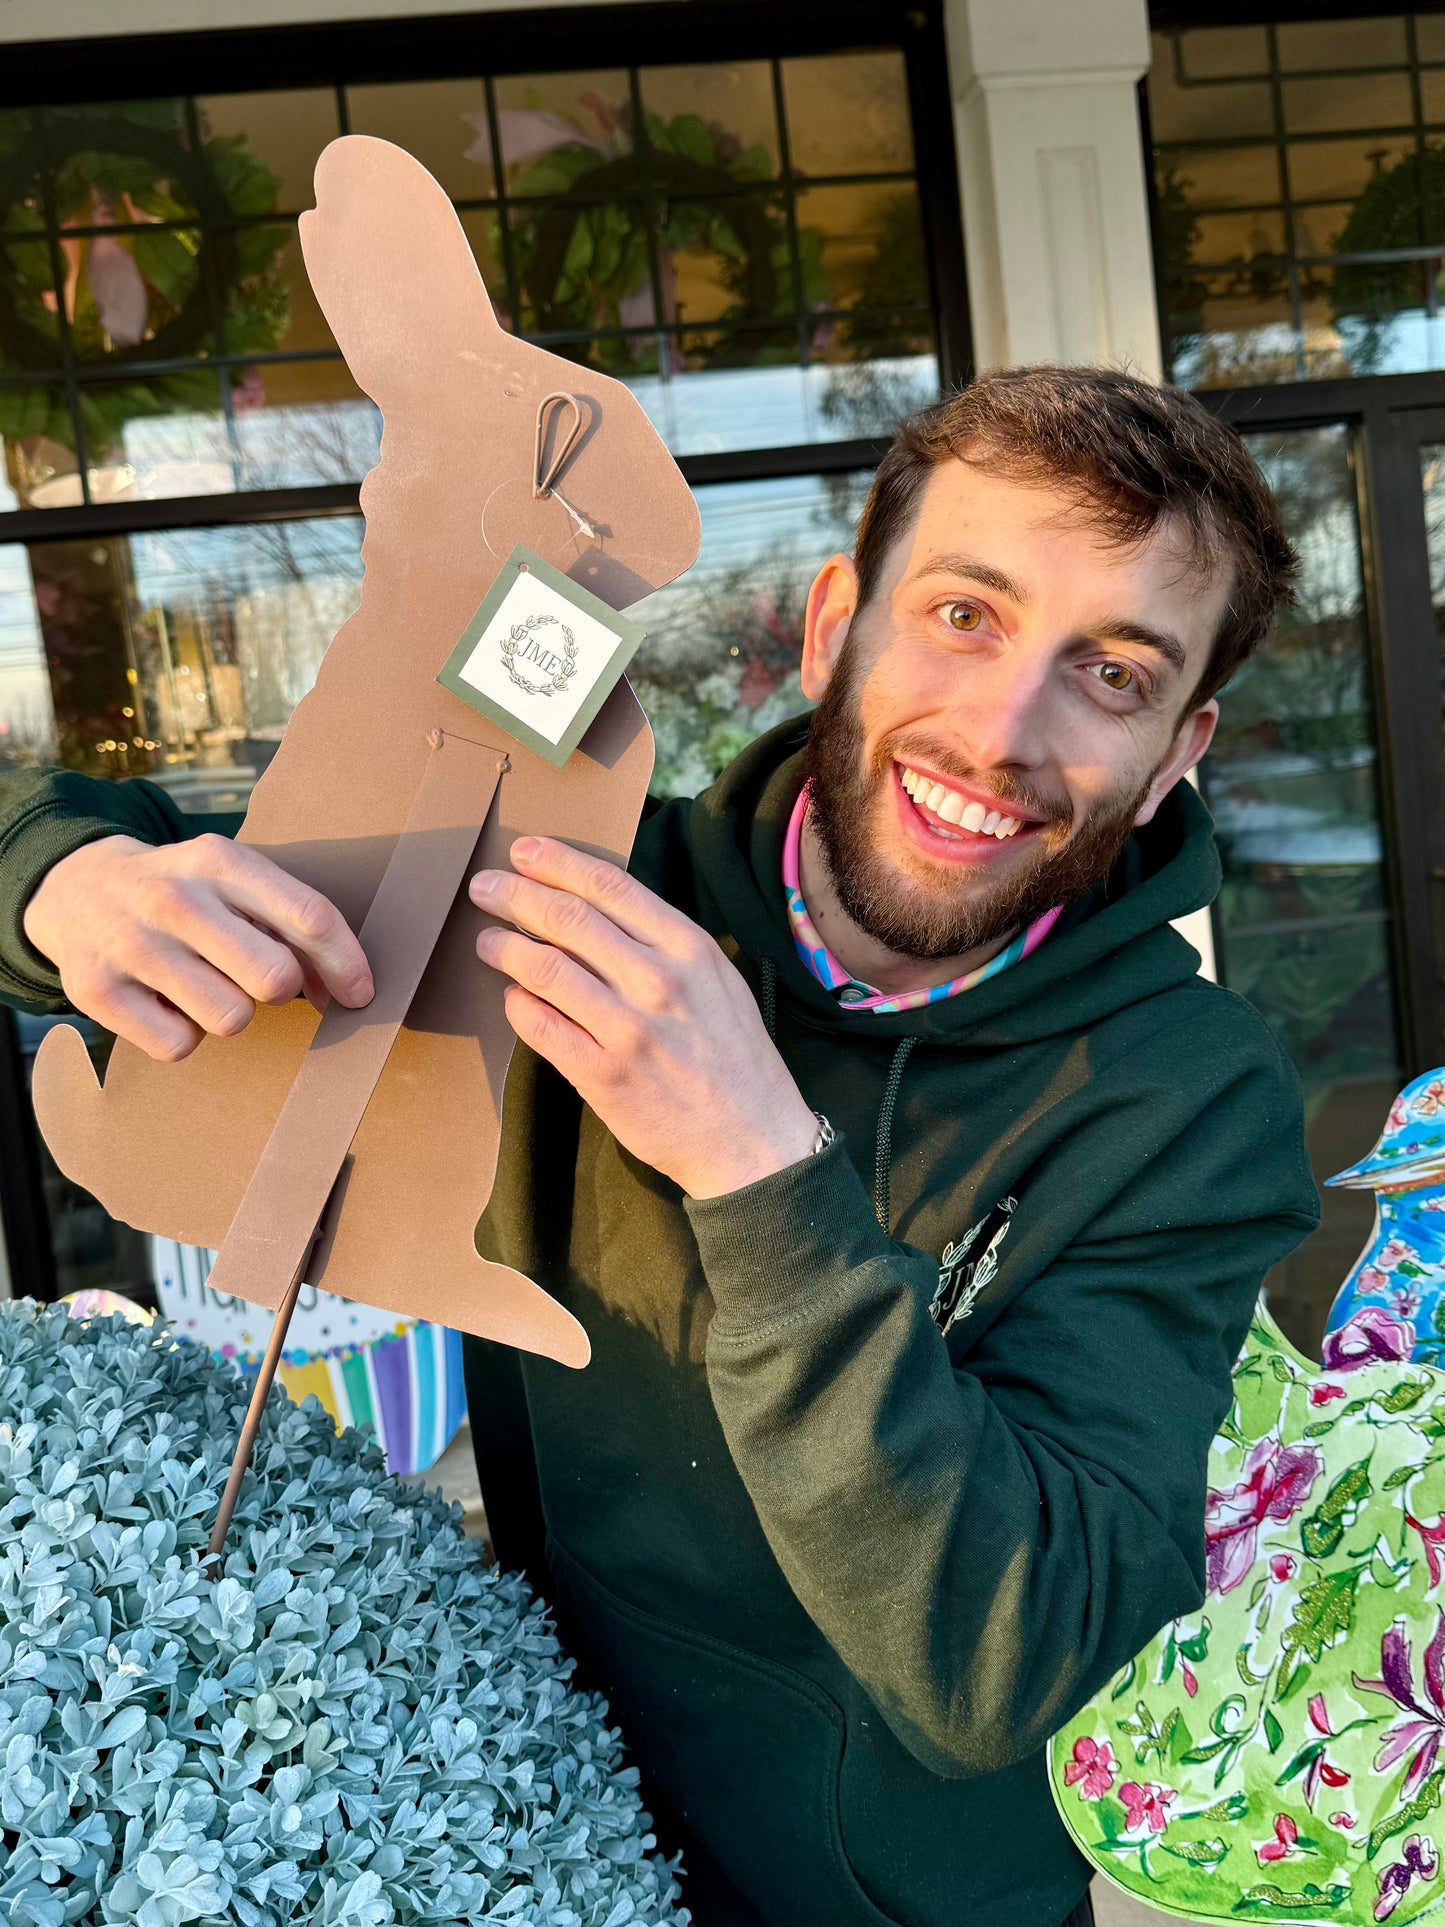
top-left (629, 473), bottom-right (860, 797)
top-left (780, 53), bottom-right (913, 177)
top-left (230, 362), bottom-right (379, 489)
top-left (794, 182), bottom-right (929, 313)
top-left (223, 222), bottom-right (336, 357)
top-left (197, 90), bottom-right (341, 214)
top-left (1149, 23), bottom-right (1445, 386)
top-left (2, 517), bottom-right (361, 808)
top-left (491, 71), bottom-right (633, 192)
top-left (1205, 425), bottom-right (1401, 1349)
top-left (345, 80), bottom-right (494, 200)
top-left (638, 63), bottom-right (780, 178)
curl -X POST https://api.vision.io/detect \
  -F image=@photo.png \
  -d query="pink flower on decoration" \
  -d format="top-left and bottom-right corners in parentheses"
top-left (1407, 1512), bottom-right (1445, 1591)
top-left (1204, 1437), bottom-right (1323, 1595)
top-left (1181, 1660), bottom-right (1198, 1698)
top-left (1270, 1552), bottom-right (1298, 1583)
top-left (1256, 1814), bottom-right (1301, 1864)
top-left (1331, 1811), bottom-right (1356, 1830)
top-left (1321, 1307), bottom-right (1415, 1374)
top-left (1355, 1616), bottom-right (1445, 1799)
top-left (1299, 1693), bottom-right (1353, 1807)
top-left (1309, 1382), bottom-right (1346, 1407)
top-left (1413, 1081), bottom-right (1445, 1117)
top-left (1379, 1238), bottom-right (1418, 1271)
top-left (1376, 1834), bottom-right (1439, 1919)
top-left (1390, 1098), bottom-right (1411, 1129)
top-left (1355, 1266), bottom-right (1389, 1295)
top-left (1119, 1781), bottom-right (1175, 1835)
top-left (1391, 1285), bottom-right (1425, 1321)
top-left (1063, 1736), bottom-right (1116, 1801)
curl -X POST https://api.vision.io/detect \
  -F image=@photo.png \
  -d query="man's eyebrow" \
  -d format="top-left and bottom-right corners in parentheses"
top-left (910, 552), bottom-right (1031, 604)
top-left (1092, 617), bottom-right (1188, 674)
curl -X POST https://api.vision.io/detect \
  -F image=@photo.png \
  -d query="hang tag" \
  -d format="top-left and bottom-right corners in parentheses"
top-left (436, 545), bottom-right (647, 767)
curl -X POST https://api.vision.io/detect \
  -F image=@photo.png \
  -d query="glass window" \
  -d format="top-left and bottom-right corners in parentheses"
top-left (1146, 22), bottom-right (1445, 385)
top-left (1204, 425), bottom-right (1403, 1350)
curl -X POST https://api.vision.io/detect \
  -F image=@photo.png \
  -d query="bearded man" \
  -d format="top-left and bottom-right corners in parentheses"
top-left (0, 366), bottom-right (1319, 1927)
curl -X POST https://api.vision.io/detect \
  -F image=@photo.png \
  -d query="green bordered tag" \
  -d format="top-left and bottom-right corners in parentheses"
top-left (436, 544), bottom-right (647, 768)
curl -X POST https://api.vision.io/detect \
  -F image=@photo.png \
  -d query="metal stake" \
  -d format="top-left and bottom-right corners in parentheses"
top-left (204, 1196), bottom-right (333, 1566)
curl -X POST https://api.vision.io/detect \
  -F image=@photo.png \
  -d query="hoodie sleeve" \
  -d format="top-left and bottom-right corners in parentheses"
top-left (686, 1039), bottom-right (1318, 1780)
top-left (0, 766), bottom-right (236, 1010)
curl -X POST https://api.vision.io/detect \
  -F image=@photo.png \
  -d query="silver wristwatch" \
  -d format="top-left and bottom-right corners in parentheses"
top-left (810, 1111), bottom-right (837, 1156)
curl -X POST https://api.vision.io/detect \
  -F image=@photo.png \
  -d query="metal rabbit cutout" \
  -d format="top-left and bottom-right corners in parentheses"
top-left (29, 137), bottom-right (701, 1377)
top-left (1049, 1068), bottom-right (1445, 1924)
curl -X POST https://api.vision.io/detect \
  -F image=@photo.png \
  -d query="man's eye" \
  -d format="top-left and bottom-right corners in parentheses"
top-left (1093, 662), bottom-right (1138, 692)
top-left (943, 602), bottom-right (983, 632)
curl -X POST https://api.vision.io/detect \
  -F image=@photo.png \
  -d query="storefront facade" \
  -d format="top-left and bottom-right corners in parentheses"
top-left (0, 0), bottom-right (1441, 1354)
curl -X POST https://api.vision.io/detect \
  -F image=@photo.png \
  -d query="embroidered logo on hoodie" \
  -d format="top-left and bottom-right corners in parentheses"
top-left (931, 1198), bottom-right (1017, 1333)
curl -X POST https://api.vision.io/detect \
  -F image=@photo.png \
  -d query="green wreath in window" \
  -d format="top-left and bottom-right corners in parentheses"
top-left (0, 105), bottom-right (289, 465)
top-left (500, 109), bottom-right (825, 376)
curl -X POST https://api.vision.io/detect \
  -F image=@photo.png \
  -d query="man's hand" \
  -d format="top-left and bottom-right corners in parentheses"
top-left (23, 834), bottom-right (374, 1062)
top-left (470, 836), bottom-right (818, 1199)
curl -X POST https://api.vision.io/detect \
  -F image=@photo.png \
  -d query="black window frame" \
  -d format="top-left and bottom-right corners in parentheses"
top-left (0, 0), bottom-right (971, 547)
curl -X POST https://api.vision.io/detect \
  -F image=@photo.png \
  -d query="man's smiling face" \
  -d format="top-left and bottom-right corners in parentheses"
top-left (799, 459), bottom-right (1231, 964)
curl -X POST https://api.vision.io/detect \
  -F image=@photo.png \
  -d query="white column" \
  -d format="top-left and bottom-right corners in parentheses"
top-left (943, 0), bottom-right (1162, 378)
top-left (942, 0), bottom-right (1218, 980)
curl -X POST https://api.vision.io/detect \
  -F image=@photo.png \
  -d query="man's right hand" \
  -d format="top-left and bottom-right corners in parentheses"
top-left (22, 834), bottom-right (374, 1062)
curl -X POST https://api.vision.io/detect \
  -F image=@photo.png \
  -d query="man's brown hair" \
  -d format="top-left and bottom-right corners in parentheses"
top-left (853, 365), bottom-right (1297, 708)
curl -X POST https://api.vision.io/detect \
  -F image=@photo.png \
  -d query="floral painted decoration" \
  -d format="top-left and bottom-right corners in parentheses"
top-left (1048, 1293), bottom-right (1445, 1920)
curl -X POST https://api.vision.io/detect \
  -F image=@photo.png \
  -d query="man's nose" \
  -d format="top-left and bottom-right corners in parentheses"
top-left (945, 645), bottom-right (1052, 772)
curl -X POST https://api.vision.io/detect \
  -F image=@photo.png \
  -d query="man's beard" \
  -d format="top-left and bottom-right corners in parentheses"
top-left (803, 645), bottom-right (1159, 963)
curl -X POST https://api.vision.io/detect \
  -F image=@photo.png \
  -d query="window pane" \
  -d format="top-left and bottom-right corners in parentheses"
top-left (1276, 17), bottom-right (1408, 70)
top-left (230, 362), bottom-right (379, 488)
top-left (1147, 71), bottom-right (1274, 144)
top-left (1418, 14), bottom-right (1445, 63)
top-left (4, 516), bottom-right (361, 799)
top-left (638, 62), bottom-right (780, 179)
top-left (794, 182), bottom-right (929, 314)
top-left (1281, 72), bottom-right (1413, 133)
top-left (1187, 208), bottom-right (1287, 264)
top-left (1206, 424), bottom-right (1401, 1350)
top-left (628, 472), bottom-right (861, 796)
top-left (780, 52), bottom-right (913, 177)
top-left (1160, 271), bottom-right (1298, 388)
top-left (345, 79), bottom-right (494, 199)
top-left (1287, 134), bottom-right (1414, 205)
top-left (509, 200), bottom-right (655, 339)
top-left (1, 381), bottom-right (80, 509)
top-left (0, 541), bottom-right (57, 767)
top-left (197, 90), bottom-right (340, 215)
top-left (77, 369), bottom-right (232, 501)
top-left (46, 100), bottom-right (198, 230)
top-left (665, 190), bottom-right (791, 327)
top-left (221, 221), bottom-right (338, 357)
top-left (1171, 26), bottom-right (1270, 81)
top-left (1156, 144), bottom-right (1281, 212)
top-left (492, 71), bottom-right (633, 194)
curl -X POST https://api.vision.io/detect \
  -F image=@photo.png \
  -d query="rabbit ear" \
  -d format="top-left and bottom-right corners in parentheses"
top-left (299, 135), bottom-right (505, 405)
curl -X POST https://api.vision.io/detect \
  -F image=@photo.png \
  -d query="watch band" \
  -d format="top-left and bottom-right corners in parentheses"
top-left (810, 1110), bottom-right (837, 1156)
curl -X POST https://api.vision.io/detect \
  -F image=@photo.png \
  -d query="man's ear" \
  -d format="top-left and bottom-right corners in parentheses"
top-left (1133, 698), bottom-right (1219, 828)
top-left (800, 555), bottom-right (859, 702)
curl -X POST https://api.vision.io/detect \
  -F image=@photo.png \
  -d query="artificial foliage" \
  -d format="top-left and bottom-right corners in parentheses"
top-left (0, 1300), bottom-right (686, 1927)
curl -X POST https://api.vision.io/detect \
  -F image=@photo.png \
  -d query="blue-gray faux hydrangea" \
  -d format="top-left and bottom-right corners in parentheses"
top-left (0, 1301), bottom-right (688, 1927)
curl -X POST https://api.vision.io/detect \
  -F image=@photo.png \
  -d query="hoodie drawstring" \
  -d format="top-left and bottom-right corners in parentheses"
top-left (755, 956), bottom-right (917, 1238)
top-left (874, 1037), bottom-right (917, 1235)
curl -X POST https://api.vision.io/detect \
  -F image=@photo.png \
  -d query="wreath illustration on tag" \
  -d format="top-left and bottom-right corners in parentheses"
top-left (499, 613), bottom-right (579, 699)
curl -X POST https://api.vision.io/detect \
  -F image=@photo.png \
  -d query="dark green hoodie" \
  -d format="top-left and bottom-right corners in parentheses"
top-left (0, 722), bottom-right (1319, 1927)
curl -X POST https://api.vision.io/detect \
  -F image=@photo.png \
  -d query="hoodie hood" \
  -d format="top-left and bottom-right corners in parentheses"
top-left (681, 715), bottom-right (1222, 1049)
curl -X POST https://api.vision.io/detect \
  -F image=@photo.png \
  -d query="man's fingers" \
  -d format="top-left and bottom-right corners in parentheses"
top-left (505, 836), bottom-right (689, 949)
top-left (140, 946), bottom-right (258, 1041)
top-left (470, 870), bottom-right (640, 984)
top-left (500, 982), bottom-right (606, 1085)
top-left (187, 912), bottom-right (308, 1008)
top-left (187, 840), bottom-right (373, 1006)
top-left (98, 981), bottom-right (206, 1062)
top-left (477, 926), bottom-right (615, 1038)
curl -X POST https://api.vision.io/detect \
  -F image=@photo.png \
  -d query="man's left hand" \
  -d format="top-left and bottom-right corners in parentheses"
top-left (470, 837), bottom-right (819, 1199)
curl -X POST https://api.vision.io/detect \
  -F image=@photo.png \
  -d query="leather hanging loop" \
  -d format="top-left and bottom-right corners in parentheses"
top-left (534, 390), bottom-right (586, 500)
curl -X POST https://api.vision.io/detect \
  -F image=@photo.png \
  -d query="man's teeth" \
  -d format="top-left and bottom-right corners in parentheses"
top-left (898, 766), bottom-right (1023, 838)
